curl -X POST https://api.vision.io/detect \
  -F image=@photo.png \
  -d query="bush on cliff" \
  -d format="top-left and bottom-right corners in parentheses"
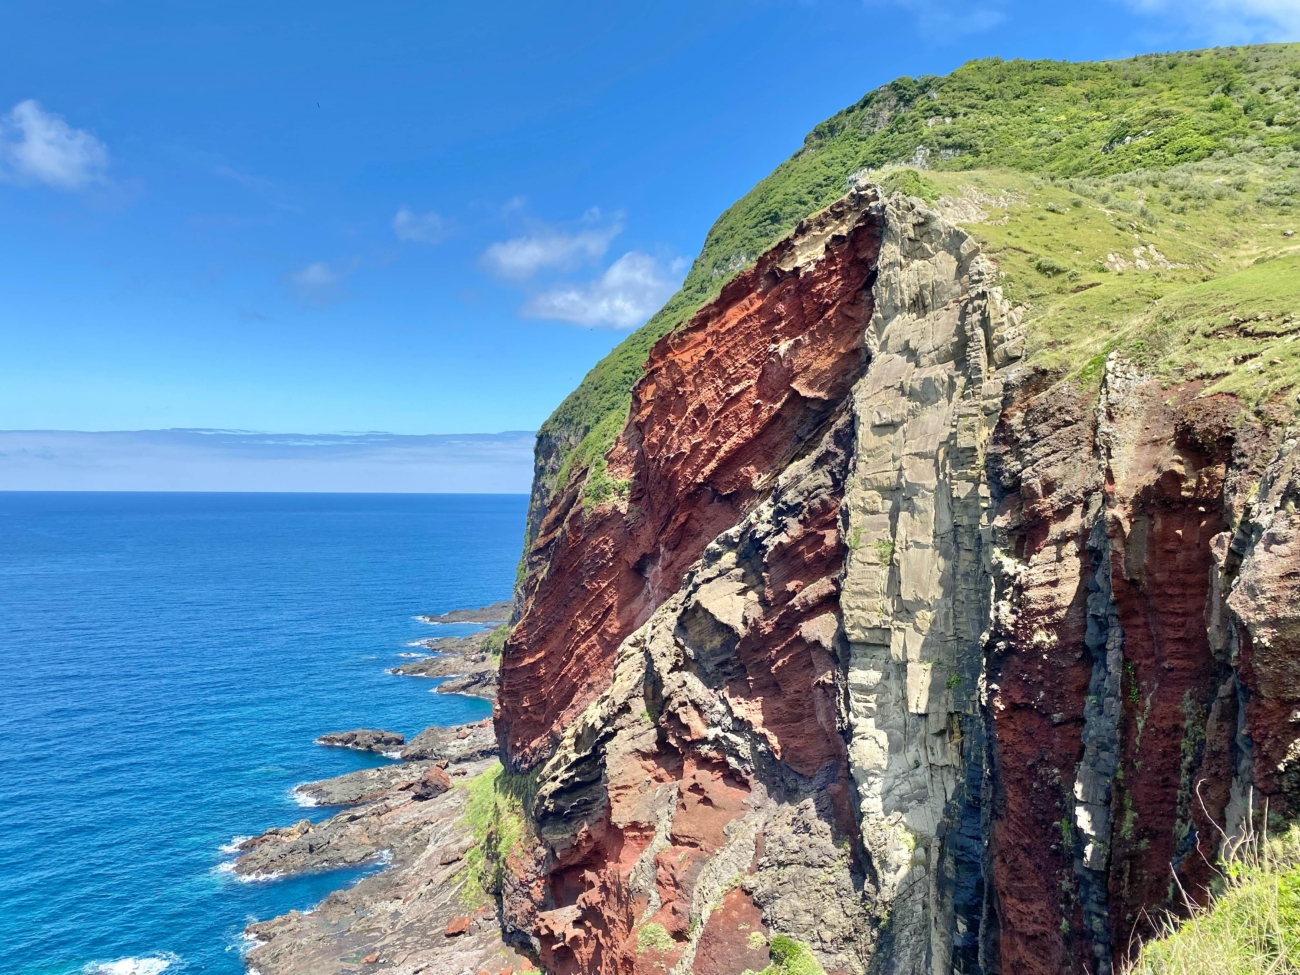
top-left (1127, 823), bottom-right (1300, 974)
top-left (742, 934), bottom-right (825, 975)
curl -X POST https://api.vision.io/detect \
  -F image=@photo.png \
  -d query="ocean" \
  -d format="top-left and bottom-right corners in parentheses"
top-left (0, 492), bottom-right (525, 975)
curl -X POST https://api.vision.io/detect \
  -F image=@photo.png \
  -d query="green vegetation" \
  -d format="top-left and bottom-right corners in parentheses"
top-left (872, 539), bottom-right (895, 565)
top-left (741, 935), bottom-right (827, 975)
top-left (458, 761), bottom-right (534, 905)
top-left (635, 922), bottom-right (675, 954)
top-left (1129, 823), bottom-right (1300, 974)
top-left (534, 44), bottom-right (1300, 512)
top-left (483, 622), bottom-right (510, 659)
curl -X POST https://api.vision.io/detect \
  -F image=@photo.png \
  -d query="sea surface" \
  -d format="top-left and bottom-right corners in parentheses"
top-left (0, 492), bottom-right (525, 975)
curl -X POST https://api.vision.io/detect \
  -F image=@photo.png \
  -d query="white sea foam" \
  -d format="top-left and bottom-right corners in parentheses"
top-left (231, 868), bottom-right (285, 883)
top-left (380, 749), bottom-right (403, 759)
top-left (85, 953), bottom-right (179, 975)
top-left (218, 835), bottom-right (250, 854)
top-left (291, 787), bottom-right (318, 807)
top-left (398, 651), bottom-right (426, 658)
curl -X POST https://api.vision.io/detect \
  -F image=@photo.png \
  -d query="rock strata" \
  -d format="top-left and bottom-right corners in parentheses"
top-left (490, 186), bottom-right (1300, 975)
top-left (248, 187), bottom-right (1300, 975)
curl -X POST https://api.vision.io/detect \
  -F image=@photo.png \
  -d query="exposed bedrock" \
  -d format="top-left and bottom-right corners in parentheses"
top-left (493, 188), bottom-right (1300, 975)
top-left (497, 190), bottom-right (885, 770)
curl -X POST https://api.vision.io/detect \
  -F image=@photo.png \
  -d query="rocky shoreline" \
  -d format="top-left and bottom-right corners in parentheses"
top-left (234, 604), bottom-right (527, 975)
top-left (390, 627), bottom-right (501, 700)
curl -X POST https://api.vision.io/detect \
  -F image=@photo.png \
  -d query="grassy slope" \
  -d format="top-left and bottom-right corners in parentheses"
top-left (534, 43), bottom-right (1300, 506)
top-left (1129, 824), bottom-right (1300, 974)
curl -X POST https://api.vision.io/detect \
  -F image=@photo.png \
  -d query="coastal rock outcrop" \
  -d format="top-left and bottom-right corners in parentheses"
top-left (237, 725), bottom-right (531, 975)
top-left (315, 729), bottom-right (405, 754)
top-left (400, 718), bottom-right (498, 763)
top-left (393, 628), bottom-right (501, 700)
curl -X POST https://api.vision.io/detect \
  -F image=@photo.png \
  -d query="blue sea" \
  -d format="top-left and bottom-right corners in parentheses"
top-left (0, 492), bottom-right (525, 975)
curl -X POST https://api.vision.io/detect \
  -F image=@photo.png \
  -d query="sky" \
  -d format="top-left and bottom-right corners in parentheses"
top-left (2, 0), bottom-right (1299, 442)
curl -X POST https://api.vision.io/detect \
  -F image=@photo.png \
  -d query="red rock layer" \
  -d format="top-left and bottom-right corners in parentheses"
top-left (518, 412), bottom-right (862, 975)
top-left (497, 197), bottom-right (882, 770)
top-left (987, 378), bottom-right (1266, 975)
top-left (1102, 391), bottom-right (1236, 955)
top-left (986, 377), bottom-right (1101, 975)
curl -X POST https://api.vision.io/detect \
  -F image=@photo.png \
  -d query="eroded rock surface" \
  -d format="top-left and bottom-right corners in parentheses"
top-left (488, 187), bottom-right (1300, 975)
top-left (245, 188), bottom-right (1300, 975)
top-left (401, 718), bottom-right (498, 763)
top-left (393, 629), bottom-right (500, 700)
top-left (315, 729), bottom-right (405, 754)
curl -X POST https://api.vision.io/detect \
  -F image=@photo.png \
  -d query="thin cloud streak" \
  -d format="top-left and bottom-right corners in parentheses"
top-left (393, 206), bottom-right (447, 243)
top-left (285, 259), bottom-right (359, 307)
top-left (1125, 0), bottom-right (1300, 41)
top-left (481, 224), bottom-right (621, 279)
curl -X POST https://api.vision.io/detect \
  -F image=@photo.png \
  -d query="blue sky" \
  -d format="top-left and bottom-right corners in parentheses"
top-left (3, 0), bottom-right (1298, 437)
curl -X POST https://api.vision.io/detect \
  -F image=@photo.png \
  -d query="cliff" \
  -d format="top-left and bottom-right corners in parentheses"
top-left (237, 44), bottom-right (1300, 975)
top-left (490, 45), bottom-right (1300, 975)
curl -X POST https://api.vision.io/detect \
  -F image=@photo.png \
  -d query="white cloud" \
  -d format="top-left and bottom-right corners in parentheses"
top-left (286, 259), bottom-right (357, 306)
top-left (1125, 0), bottom-right (1300, 41)
top-left (522, 252), bottom-right (684, 330)
top-left (0, 99), bottom-right (109, 189)
top-left (481, 223), bottom-right (621, 279)
top-left (392, 206), bottom-right (447, 243)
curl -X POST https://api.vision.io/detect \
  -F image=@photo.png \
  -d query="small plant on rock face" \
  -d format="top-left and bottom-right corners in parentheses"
top-left (748, 930), bottom-right (769, 951)
top-left (636, 922), bottom-right (674, 955)
top-left (762, 935), bottom-right (827, 975)
top-left (946, 672), bottom-right (963, 690)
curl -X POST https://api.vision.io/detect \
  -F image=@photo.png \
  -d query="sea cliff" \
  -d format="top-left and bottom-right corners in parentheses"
top-left (246, 44), bottom-right (1300, 975)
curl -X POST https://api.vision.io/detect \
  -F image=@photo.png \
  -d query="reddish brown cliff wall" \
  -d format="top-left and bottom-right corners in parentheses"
top-left (497, 194), bottom-right (883, 770)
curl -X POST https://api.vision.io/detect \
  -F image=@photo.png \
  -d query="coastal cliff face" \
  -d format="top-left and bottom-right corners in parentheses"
top-left (493, 187), bottom-right (1300, 975)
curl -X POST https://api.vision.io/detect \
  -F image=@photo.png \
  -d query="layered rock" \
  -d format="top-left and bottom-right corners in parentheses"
top-left (238, 189), bottom-right (1300, 975)
top-left (490, 187), bottom-right (1300, 975)
top-left (497, 190), bottom-right (885, 769)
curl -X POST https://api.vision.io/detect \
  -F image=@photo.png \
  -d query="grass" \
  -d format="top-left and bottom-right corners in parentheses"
top-left (741, 935), bottom-right (827, 975)
top-left (458, 761), bottom-right (533, 905)
top-left (528, 44), bottom-right (1300, 516)
top-left (1126, 822), bottom-right (1300, 974)
top-left (636, 922), bottom-right (675, 954)
top-left (912, 157), bottom-right (1300, 418)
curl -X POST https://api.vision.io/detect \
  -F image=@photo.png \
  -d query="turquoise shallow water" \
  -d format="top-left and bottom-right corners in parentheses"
top-left (0, 492), bottom-right (524, 975)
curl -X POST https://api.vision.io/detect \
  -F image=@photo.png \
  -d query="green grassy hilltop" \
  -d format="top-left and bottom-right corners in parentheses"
top-left (537, 43), bottom-right (1300, 505)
